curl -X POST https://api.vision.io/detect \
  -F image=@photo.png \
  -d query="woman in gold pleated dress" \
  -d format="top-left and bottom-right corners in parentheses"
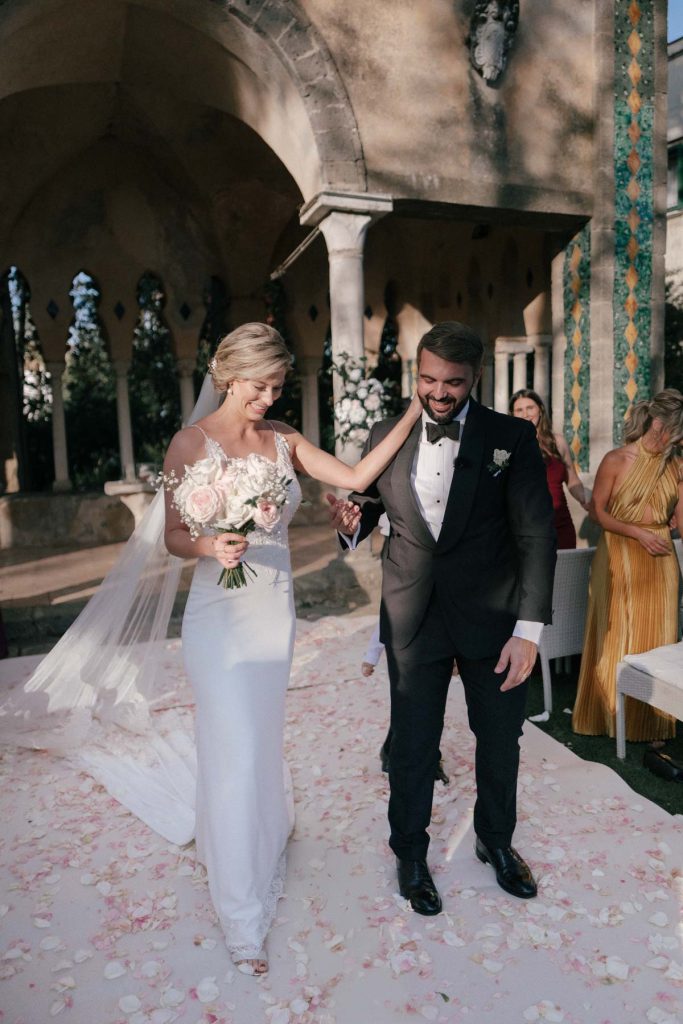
top-left (572, 389), bottom-right (683, 742)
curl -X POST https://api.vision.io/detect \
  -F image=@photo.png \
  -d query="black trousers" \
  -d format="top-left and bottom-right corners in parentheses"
top-left (385, 593), bottom-right (528, 861)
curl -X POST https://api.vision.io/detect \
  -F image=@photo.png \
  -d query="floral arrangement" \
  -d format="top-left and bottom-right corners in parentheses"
top-left (164, 453), bottom-right (291, 589)
top-left (332, 353), bottom-right (388, 448)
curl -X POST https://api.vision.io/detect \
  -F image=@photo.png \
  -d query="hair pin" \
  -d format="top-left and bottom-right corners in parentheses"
top-left (209, 356), bottom-right (217, 372)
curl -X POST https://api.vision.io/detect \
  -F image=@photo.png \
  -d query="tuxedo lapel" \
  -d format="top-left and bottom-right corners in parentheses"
top-left (389, 419), bottom-right (436, 549)
top-left (437, 399), bottom-right (487, 551)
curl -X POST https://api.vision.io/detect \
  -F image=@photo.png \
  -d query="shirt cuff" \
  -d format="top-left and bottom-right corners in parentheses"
top-left (339, 524), bottom-right (361, 550)
top-left (512, 620), bottom-right (543, 645)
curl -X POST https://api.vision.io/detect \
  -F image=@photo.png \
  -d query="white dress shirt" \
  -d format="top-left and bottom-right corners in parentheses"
top-left (344, 403), bottom-right (543, 645)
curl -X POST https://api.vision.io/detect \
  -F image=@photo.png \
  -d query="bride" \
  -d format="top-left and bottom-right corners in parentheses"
top-left (0, 321), bottom-right (419, 979)
top-left (166, 323), bottom-right (419, 974)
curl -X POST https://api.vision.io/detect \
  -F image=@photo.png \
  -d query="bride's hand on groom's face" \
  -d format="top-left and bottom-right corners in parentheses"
top-left (210, 533), bottom-right (250, 569)
top-left (326, 493), bottom-right (362, 536)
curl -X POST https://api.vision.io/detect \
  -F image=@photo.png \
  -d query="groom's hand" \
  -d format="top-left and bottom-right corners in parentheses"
top-left (326, 493), bottom-right (362, 536)
top-left (494, 637), bottom-right (537, 691)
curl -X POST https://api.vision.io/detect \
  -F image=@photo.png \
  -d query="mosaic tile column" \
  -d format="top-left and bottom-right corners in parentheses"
top-left (563, 226), bottom-right (591, 472)
top-left (612, 0), bottom-right (655, 442)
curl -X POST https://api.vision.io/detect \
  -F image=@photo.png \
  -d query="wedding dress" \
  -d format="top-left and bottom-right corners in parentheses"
top-left (182, 423), bottom-right (301, 957)
top-left (0, 377), bottom-right (300, 959)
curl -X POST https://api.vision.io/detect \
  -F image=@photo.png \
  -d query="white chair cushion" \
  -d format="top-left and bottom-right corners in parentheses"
top-left (623, 642), bottom-right (683, 690)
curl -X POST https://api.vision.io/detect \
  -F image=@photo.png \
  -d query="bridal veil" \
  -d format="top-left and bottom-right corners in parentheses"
top-left (0, 374), bottom-right (221, 843)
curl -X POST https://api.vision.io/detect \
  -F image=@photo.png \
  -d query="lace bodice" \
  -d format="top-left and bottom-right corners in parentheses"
top-left (192, 425), bottom-right (301, 579)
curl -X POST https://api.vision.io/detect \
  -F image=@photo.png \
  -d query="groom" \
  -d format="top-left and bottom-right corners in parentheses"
top-left (330, 321), bottom-right (556, 914)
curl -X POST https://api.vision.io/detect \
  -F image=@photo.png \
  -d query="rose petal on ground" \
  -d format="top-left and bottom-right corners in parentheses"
top-left (196, 977), bottom-right (219, 1003)
top-left (648, 912), bottom-right (668, 927)
top-left (160, 987), bottom-right (185, 1007)
top-left (119, 995), bottom-right (142, 1013)
top-left (104, 960), bottom-right (127, 979)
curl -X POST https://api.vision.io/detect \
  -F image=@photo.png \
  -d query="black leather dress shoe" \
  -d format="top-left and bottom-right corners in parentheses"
top-left (475, 838), bottom-right (537, 899)
top-left (643, 748), bottom-right (683, 781)
top-left (396, 858), bottom-right (443, 915)
top-left (380, 743), bottom-right (390, 773)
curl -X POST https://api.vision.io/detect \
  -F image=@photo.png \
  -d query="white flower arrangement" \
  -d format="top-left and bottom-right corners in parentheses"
top-left (163, 451), bottom-right (291, 589)
top-left (332, 353), bottom-right (388, 448)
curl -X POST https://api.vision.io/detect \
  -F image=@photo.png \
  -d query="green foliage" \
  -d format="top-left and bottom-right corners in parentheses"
top-left (63, 274), bottom-right (120, 490)
top-left (318, 322), bottom-right (335, 453)
top-left (371, 313), bottom-right (403, 417)
top-left (664, 276), bottom-right (683, 393)
top-left (129, 273), bottom-right (181, 469)
top-left (264, 279), bottom-right (302, 431)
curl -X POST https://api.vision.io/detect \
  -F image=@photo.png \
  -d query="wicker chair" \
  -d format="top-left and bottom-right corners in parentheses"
top-left (537, 547), bottom-right (595, 715)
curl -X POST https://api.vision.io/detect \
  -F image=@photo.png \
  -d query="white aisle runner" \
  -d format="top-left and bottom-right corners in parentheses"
top-left (1, 616), bottom-right (682, 1024)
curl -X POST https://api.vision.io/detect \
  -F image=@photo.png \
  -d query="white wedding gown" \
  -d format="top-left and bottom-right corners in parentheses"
top-left (0, 413), bottom-right (301, 963)
top-left (182, 425), bottom-right (301, 958)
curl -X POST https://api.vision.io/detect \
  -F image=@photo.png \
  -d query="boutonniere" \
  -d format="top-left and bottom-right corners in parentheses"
top-left (487, 448), bottom-right (511, 477)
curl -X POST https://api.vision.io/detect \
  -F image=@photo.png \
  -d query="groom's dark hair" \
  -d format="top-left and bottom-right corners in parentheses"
top-left (417, 321), bottom-right (484, 373)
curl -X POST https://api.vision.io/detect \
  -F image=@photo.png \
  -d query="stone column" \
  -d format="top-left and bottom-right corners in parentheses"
top-left (479, 350), bottom-right (494, 408)
top-left (318, 211), bottom-right (371, 464)
top-left (494, 347), bottom-right (510, 413)
top-left (113, 360), bottom-right (136, 482)
top-left (299, 356), bottom-right (321, 447)
top-left (550, 248), bottom-right (566, 434)
top-left (589, 0), bottom-right (616, 473)
top-left (530, 335), bottom-right (551, 407)
top-left (512, 351), bottom-right (527, 394)
top-left (177, 357), bottom-right (196, 425)
top-left (300, 191), bottom-right (393, 464)
top-left (45, 360), bottom-right (71, 492)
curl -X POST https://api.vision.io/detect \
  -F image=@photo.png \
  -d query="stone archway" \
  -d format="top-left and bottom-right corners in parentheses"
top-left (0, 0), bottom-right (371, 491)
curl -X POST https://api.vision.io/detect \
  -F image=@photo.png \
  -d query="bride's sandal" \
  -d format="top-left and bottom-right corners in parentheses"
top-left (233, 951), bottom-right (268, 976)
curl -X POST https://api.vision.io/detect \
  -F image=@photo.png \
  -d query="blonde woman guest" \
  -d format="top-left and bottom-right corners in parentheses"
top-left (572, 389), bottom-right (683, 742)
top-left (164, 324), bottom-right (421, 975)
top-left (510, 389), bottom-right (589, 548)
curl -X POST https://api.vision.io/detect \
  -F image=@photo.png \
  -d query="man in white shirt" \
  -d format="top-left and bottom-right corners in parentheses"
top-left (330, 321), bottom-right (556, 914)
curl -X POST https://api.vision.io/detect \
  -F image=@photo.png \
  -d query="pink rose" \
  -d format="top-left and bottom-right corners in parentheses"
top-left (184, 484), bottom-right (220, 525)
top-left (252, 499), bottom-right (280, 532)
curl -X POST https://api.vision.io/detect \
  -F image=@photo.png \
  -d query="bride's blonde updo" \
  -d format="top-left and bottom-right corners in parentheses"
top-left (209, 323), bottom-right (292, 393)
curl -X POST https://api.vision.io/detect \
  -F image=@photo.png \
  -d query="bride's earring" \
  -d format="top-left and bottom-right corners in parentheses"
top-left (227, 385), bottom-right (233, 396)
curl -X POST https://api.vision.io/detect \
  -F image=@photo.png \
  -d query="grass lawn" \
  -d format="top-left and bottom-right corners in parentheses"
top-left (525, 659), bottom-right (683, 817)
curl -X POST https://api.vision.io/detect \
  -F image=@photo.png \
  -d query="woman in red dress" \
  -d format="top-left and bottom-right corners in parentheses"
top-left (510, 389), bottom-right (589, 548)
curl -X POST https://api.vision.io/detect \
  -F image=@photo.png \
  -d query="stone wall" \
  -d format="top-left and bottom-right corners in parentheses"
top-left (0, 493), bottom-right (133, 549)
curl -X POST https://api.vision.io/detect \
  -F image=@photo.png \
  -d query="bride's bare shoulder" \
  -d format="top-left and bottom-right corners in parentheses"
top-left (165, 425), bottom-right (205, 464)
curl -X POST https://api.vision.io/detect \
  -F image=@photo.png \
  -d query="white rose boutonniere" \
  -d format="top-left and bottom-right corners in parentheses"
top-left (487, 448), bottom-right (511, 477)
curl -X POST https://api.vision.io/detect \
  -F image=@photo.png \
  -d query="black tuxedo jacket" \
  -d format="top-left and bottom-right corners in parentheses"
top-left (348, 400), bottom-right (557, 658)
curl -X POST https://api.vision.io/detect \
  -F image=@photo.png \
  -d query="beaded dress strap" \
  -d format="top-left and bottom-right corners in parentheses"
top-left (190, 423), bottom-right (223, 459)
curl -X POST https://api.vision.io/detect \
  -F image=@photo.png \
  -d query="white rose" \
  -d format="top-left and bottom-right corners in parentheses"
top-left (365, 392), bottom-right (381, 412)
top-left (349, 401), bottom-right (366, 426)
top-left (335, 402), bottom-right (348, 424)
top-left (184, 456), bottom-right (220, 486)
top-left (215, 495), bottom-right (253, 530)
top-left (356, 385), bottom-right (368, 401)
top-left (242, 454), bottom-right (272, 492)
top-left (347, 366), bottom-right (363, 383)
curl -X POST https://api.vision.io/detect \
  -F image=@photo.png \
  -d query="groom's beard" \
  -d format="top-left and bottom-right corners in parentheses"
top-left (419, 389), bottom-right (473, 425)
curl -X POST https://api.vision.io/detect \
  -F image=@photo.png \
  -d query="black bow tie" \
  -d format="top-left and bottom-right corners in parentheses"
top-left (425, 420), bottom-right (461, 444)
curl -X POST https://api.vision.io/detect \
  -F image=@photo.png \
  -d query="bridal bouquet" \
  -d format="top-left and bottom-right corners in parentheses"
top-left (164, 453), bottom-right (291, 589)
